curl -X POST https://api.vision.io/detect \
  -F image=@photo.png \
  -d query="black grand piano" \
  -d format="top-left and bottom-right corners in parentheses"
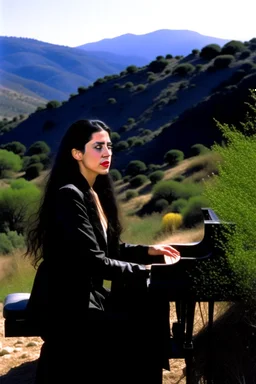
top-left (3, 207), bottom-right (239, 383)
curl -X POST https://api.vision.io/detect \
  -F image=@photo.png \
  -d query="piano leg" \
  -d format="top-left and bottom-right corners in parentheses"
top-left (184, 300), bottom-right (196, 384)
top-left (174, 300), bottom-right (186, 338)
top-left (205, 300), bottom-right (215, 384)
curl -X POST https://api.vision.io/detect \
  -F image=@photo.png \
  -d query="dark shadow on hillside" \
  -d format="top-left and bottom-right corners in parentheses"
top-left (138, 182), bottom-right (153, 195)
top-left (192, 302), bottom-right (256, 383)
top-left (0, 360), bottom-right (38, 384)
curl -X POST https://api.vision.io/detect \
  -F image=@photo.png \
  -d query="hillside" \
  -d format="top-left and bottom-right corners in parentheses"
top-left (0, 87), bottom-right (46, 119)
top-left (0, 37), bottom-right (146, 103)
top-left (78, 29), bottom-right (230, 61)
top-left (1, 38), bottom-right (255, 171)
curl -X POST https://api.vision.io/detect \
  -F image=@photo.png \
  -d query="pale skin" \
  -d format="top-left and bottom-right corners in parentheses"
top-left (71, 130), bottom-right (181, 266)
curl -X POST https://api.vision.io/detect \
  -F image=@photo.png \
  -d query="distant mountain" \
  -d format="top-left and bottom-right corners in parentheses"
top-left (0, 37), bottom-right (147, 104)
top-left (1, 40), bottom-right (255, 171)
top-left (77, 29), bottom-right (231, 61)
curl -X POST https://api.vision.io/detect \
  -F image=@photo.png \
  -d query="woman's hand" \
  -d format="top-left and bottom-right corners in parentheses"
top-left (148, 244), bottom-right (181, 265)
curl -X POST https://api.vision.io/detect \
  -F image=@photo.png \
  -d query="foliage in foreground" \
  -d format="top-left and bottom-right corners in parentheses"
top-left (203, 89), bottom-right (256, 301)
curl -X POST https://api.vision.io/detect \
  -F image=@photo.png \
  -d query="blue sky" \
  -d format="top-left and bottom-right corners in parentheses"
top-left (0, 0), bottom-right (255, 47)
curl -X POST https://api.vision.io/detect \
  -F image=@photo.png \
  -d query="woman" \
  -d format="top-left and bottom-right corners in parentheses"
top-left (25, 119), bottom-right (180, 383)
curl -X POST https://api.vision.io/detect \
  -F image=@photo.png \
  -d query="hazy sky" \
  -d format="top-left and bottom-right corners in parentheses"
top-left (0, 0), bottom-right (255, 47)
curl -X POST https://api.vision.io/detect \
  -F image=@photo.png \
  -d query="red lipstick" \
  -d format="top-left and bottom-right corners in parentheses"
top-left (100, 161), bottom-right (110, 168)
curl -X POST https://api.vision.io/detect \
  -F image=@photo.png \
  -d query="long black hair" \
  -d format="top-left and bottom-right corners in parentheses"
top-left (25, 119), bottom-right (122, 266)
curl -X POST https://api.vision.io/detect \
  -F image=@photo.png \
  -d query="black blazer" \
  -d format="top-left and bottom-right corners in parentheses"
top-left (26, 173), bottom-right (163, 338)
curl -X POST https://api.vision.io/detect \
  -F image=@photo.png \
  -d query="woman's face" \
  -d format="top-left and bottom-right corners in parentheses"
top-left (74, 130), bottom-right (113, 185)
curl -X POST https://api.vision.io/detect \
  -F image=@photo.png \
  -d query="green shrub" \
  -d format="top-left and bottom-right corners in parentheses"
top-left (127, 117), bottom-right (135, 124)
top-left (164, 149), bottom-right (184, 166)
top-left (126, 65), bottom-right (138, 74)
top-left (107, 97), bottom-right (117, 104)
top-left (154, 199), bottom-right (169, 212)
top-left (221, 40), bottom-right (246, 55)
top-left (148, 75), bottom-right (157, 82)
top-left (196, 64), bottom-right (204, 72)
top-left (136, 84), bottom-right (146, 91)
top-left (0, 141), bottom-right (26, 157)
top-left (26, 141), bottom-right (50, 156)
top-left (169, 198), bottom-right (187, 213)
top-left (38, 154), bottom-right (51, 169)
top-left (173, 175), bottom-right (185, 182)
top-left (9, 178), bottom-right (31, 190)
top-left (129, 174), bottom-right (148, 188)
top-left (148, 164), bottom-right (162, 172)
top-left (110, 169), bottom-right (122, 181)
top-left (148, 59), bottom-right (169, 73)
top-left (125, 160), bottom-right (147, 176)
top-left (190, 144), bottom-right (210, 157)
top-left (213, 55), bottom-right (235, 69)
top-left (25, 163), bottom-right (44, 180)
top-left (126, 190), bottom-right (138, 200)
top-left (110, 132), bottom-right (120, 142)
top-left (152, 180), bottom-right (202, 204)
top-left (0, 183), bottom-right (41, 234)
top-left (94, 78), bottom-right (105, 86)
top-left (200, 44), bottom-right (221, 60)
top-left (132, 139), bottom-right (144, 146)
top-left (114, 141), bottom-right (129, 151)
top-left (46, 100), bottom-right (61, 109)
top-left (123, 175), bottom-right (130, 183)
top-left (124, 82), bottom-right (134, 88)
top-left (149, 170), bottom-right (165, 184)
top-left (181, 195), bottom-right (209, 228)
top-left (6, 231), bottom-right (25, 249)
top-left (173, 63), bottom-right (195, 76)
top-left (0, 149), bottom-right (22, 177)
top-left (0, 233), bottom-right (13, 254)
top-left (23, 154), bottom-right (41, 170)
top-left (77, 86), bottom-right (87, 94)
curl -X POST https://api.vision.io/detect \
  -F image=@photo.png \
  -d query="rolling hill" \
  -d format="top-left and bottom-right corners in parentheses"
top-left (0, 36), bottom-right (147, 103)
top-left (0, 37), bottom-right (256, 173)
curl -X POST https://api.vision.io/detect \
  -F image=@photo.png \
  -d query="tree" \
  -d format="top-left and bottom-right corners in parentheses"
top-left (0, 149), bottom-right (22, 178)
top-left (0, 180), bottom-right (41, 234)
